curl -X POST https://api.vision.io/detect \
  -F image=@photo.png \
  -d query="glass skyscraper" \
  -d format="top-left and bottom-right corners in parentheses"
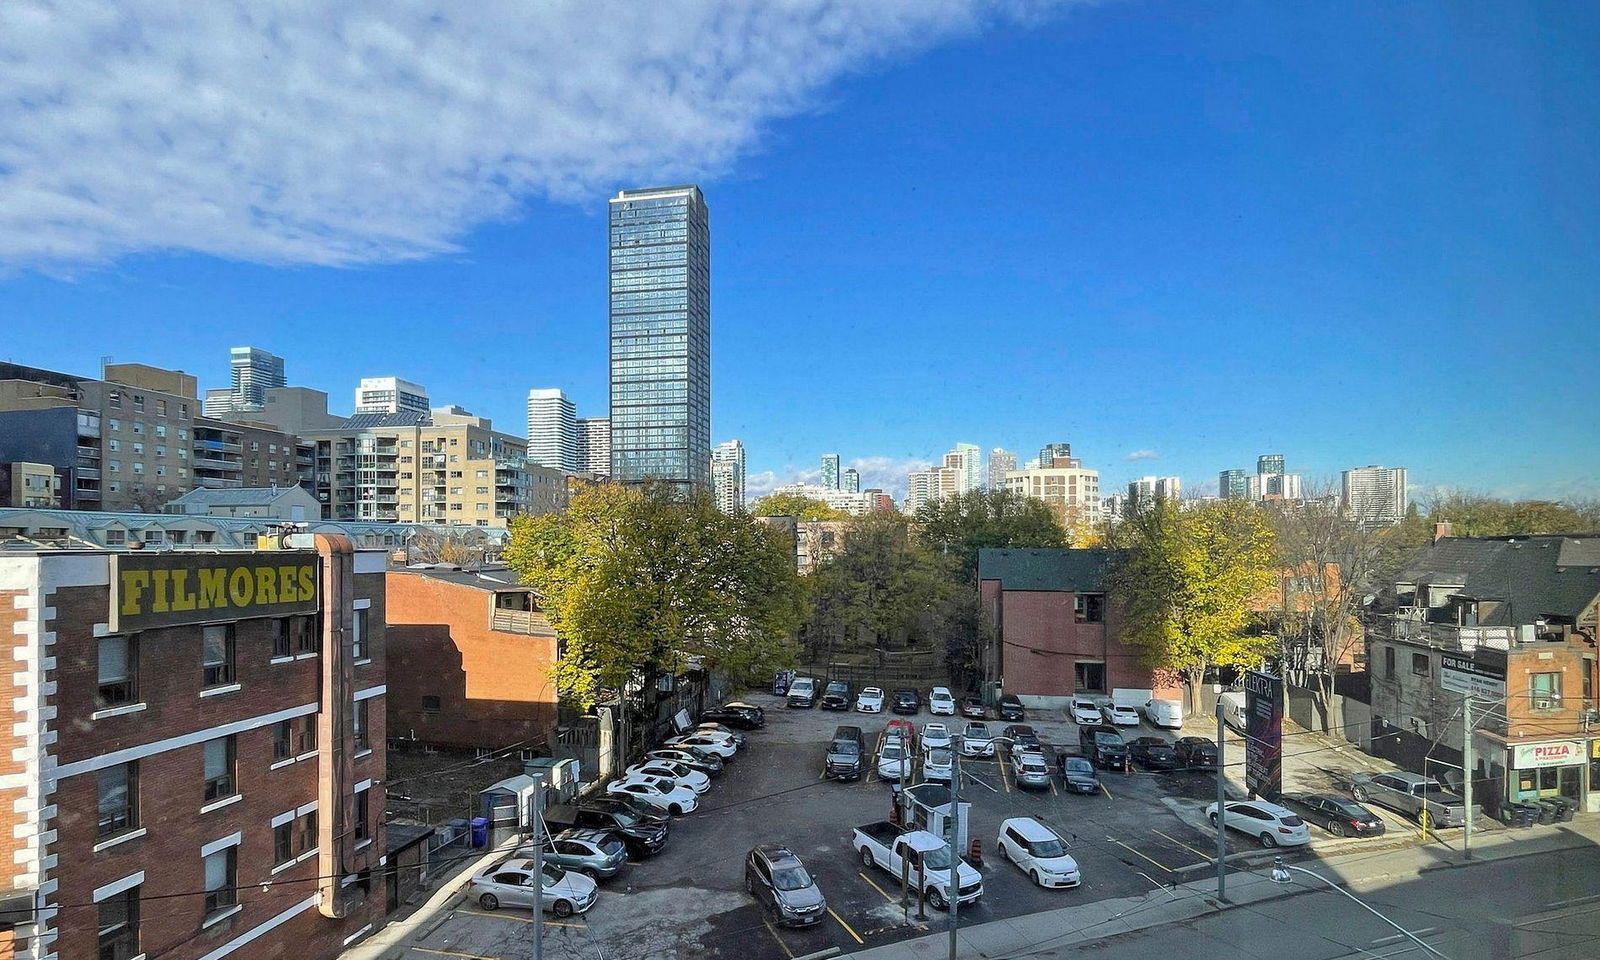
top-left (609, 185), bottom-right (710, 487)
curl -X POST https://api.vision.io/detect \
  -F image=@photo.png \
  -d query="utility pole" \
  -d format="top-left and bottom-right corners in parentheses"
top-left (1215, 699), bottom-right (1228, 902)
top-left (531, 784), bottom-right (544, 960)
top-left (1462, 696), bottom-right (1473, 860)
top-left (948, 734), bottom-right (962, 960)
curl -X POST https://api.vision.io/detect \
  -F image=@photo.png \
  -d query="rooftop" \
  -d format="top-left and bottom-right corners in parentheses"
top-left (977, 548), bottom-right (1121, 592)
top-left (1398, 535), bottom-right (1600, 625)
top-left (166, 486), bottom-right (311, 506)
top-left (387, 564), bottom-right (531, 592)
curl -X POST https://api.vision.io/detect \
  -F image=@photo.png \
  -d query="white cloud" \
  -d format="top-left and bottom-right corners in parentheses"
top-left (0, 0), bottom-right (1065, 273)
top-left (1125, 449), bottom-right (1159, 462)
top-left (745, 455), bottom-right (931, 500)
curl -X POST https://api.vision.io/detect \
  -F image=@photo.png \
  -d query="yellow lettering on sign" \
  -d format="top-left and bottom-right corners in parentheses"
top-left (150, 569), bottom-right (171, 613)
top-left (278, 566), bottom-right (299, 603)
top-left (120, 570), bottom-right (150, 617)
top-left (197, 569), bottom-right (227, 609)
top-left (256, 567), bottom-right (278, 605)
top-left (169, 569), bottom-right (197, 612)
top-left (228, 568), bottom-right (253, 607)
top-left (299, 565), bottom-right (315, 601)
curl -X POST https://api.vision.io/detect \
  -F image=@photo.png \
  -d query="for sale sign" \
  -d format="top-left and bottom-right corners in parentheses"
top-left (1243, 670), bottom-right (1284, 799)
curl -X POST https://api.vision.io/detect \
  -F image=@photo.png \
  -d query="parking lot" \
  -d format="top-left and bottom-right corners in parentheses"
top-left (398, 691), bottom-right (1416, 960)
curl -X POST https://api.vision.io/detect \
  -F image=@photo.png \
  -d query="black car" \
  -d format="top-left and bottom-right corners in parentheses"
top-left (1281, 793), bottom-right (1387, 838)
top-left (825, 725), bottom-right (865, 781)
top-left (819, 681), bottom-right (853, 711)
top-left (997, 694), bottom-right (1026, 722)
top-left (890, 689), bottom-right (921, 715)
top-left (551, 802), bottom-right (669, 857)
top-left (1078, 724), bottom-right (1127, 769)
top-left (959, 696), bottom-right (987, 720)
top-left (1000, 724), bottom-right (1042, 753)
top-left (1173, 736), bottom-right (1219, 769)
top-left (1126, 737), bottom-right (1181, 770)
top-left (702, 703), bottom-right (764, 730)
top-left (1059, 755), bottom-right (1101, 794)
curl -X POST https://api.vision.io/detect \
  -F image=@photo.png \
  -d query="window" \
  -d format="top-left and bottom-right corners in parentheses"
top-left (97, 635), bottom-right (136, 708)
top-left (476, 486), bottom-right (489, 494)
top-left (108, 438), bottom-right (119, 451)
top-left (273, 822), bottom-right (294, 865)
top-left (131, 420), bottom-right (143, 434)
top-left (1384, 646), bottom-right (1396, 678)
top-left (274, 618), bottom-right (294, 657)
top-left (297, 614), bottom-right (320, 654)
top-left (97, 762), bottom-right (138, 837)
top-left (202, 624), bottom-right (235, 686)
top-left (422, 694), bottom-right (441, 713)
top-left (155, 423), bottom-right (166, 437)
top-left (131, 462), bottom-right (143, 475)
top-left (107, 391), bottom-right (122, 408)
top-left (354, 787), bottom-right (369, 843)
top-left (97, 885), bottom-right (139, 960)
top-left (1073, 660), bottom-right (1106, 693)
top-left (131, 395), bottom-right (144, 412)
top-left (1530, 672), bottom-right (1563, 710)
top-left (273, 716), bottom-right (316, 762)
top-left (352, 607), bottom-right (368, 661)
top-left (1074, 593), bottom-right (1105, 623)
top-left (203, 846), bottom-right (237, 917)
top-left (203, 736), bottom-right (236, 802)
top-left (353, 699), bottom-right (370, 752)
top-left (1411, 653), bottom-right (1430, 676)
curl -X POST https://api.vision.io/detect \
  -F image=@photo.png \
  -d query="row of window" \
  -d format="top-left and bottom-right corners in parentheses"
top-left (1380, 645), bottom-right (1585, 706)
top-left (105, 391), bottom-right (190, 418)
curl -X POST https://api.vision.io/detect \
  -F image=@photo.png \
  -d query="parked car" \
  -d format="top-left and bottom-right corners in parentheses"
top-left (787, 676), bottom-right (818, 708)
top-left (724, 701), bottom-right (767, 723)
top-left (1101, 703), bottom-right (1140, 727)
top-left (884, 718), bottom-right (918, 747)
top-left (820, 680), bottom-right (853, 711)
top-left (1205, 799), bottom-right (1311, 848)
top-left (519, 828), bottom-right (628, 880)
top-left (856, 686), bottom-right (885, 713)
top-left (878, 740), bottom-right (913, 781)
top-left (1349, 772), bottom-right (1478, 827)
top-left (997, 694), bottom-right (1027, 722)
top-left (1126, 737), bottom-right (1180, 770)
top-left (665, 731), bottom-right (738, 758)
top-left (1217, 690), bottom-right (1248, 732)
top-left (1059, 755), bottom-right (1100, 794)
top-left (745, 845), bottom-right (827, 927)
top-left (929, 686), bottom-right (957, 716)
top-left (997, 818), bottom-right (1080, 888)
top-left (1001, 724), bottom-right (1042, 753)
top-left (1069, 698), bottom-right (1102, 725)
top-left (962, 722), bottom-right (995, 757)
top-left (960, 696), bottom-right (987, 720)
top-left (607, 774), bottom-right (700, 814)
top-left (647, 747), bottom-right (723, 777)
top-left (548, 802), bottom-right (668, 858)
top-left (1173, 736), bottom-right (1218, 769)
top-left (579, 794), bottom-right (671, 825)
top-left (1078, 725), bottom-right (1127, 769)
top-left (923, 747), bottom-right (953, 782)
top-left (853, 821), bottom-right (983, 911)
top-left (1014, 751), bottom-right (1052, 790)
top-left (922, 721), bottom-right (952, 750)
top-left (702, 703), bottom-right (764, 730)
top-left (469, 858), bottom-right (597, 917)
top-left (826, 726), bottom-right (865, 781)
top-left (891, 688), bottom-right (921, 714)
top-left (1142, 698), bottom-right (1184, 730)
top-left (696, 722), bottom-right (747, 748)
top-left (625, 760), bottom-right (710, 794)
top-left (1280, 793), bottom-right (1387, 838)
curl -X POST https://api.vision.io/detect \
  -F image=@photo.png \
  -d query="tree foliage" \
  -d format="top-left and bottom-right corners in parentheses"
top-left (749, 492), bottom-right (849, 521)
top-left (504, 484), bottom-right (807, 707)
top-left (912, 488), bottom-right (1069, 581)
top-left (804, 511), bottom-right (952, 660)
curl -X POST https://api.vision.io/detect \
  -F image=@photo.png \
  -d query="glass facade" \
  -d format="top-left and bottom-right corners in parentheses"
top-left (609, 186), bottom-right (710, 487)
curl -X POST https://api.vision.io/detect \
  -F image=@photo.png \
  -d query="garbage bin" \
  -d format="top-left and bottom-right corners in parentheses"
top-left (470, 816), bottom-right (489, 848)
top-left (1551, 797), bottom-right (1577, 822)
top-left (1513, 803), bottom-right (1540, 828)
top-left (1533, 800), bottom-right (1559, 825)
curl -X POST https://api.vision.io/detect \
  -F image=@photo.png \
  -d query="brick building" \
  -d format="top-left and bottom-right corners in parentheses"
top-left (0, 534), bottom-right (388, 960)
top-left (385, 566), bottom-right (558, 752)
top-left (978, 548), bottom-right (1180, 707)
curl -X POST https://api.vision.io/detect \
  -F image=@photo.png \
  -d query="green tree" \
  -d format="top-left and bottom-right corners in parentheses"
top-left (805, 511), bottom-right (952, 662)
top-left (749, 491), bottom-right (849, 521)
top-left (912, 488), bottom-right (1068, 581)
top-left (504, 484), bottom-right (806, 707)
top-left (1107, 499), bottom-right (1277, 709)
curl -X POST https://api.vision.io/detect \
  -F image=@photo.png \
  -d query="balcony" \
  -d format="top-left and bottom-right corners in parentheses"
top-left (491, 609), bottom-right (543, 634)
top-left (75, 466), bottom-right (100, 480)
top-left (196, 438), bottom-right (243, 453)
top-left (75, 486), bottom-right (102, 500)
top-left (193, 455), bottom-right (242, 471)
top-left (196, 477), bottom-right (244, 489)
top-left (77, 445), bottom-right (100, 460)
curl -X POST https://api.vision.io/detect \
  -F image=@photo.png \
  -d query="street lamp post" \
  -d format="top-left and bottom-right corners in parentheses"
top-left (1269, 857), bottom-right (1450, 960)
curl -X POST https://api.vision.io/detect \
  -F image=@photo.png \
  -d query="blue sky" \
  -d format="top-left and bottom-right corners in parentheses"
top-left (2, 1), bottom-right (1596, 501)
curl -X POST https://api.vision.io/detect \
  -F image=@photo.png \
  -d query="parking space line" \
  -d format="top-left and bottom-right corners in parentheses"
top-left (997, 750), bottom-right (1011, 792)
top-left (857, 870), bottom-right (898, 904)
top-left (1100, 782), bottom-right (1114, 800)
top-left (829, 907), bottom-right (866, 944)
top-left (412, 949), bottom-right (506, 960)
top-left (1049, 777), bottom-right (1059, 797)
top-left (457, 909), bottom-right (585, 928)
top-left (763, 921), bottom-right (796, 958)
top-left (1106, 836), bottom-right (1175, 874)
top-left (1152, 828), bottom-right (1212, 861)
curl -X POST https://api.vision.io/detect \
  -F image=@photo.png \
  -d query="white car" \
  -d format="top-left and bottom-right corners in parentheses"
top-left (1069, 698), bottom-right (1102, 725)
top-left (928, 687), bottom-right (956, 716)
top-left (998, 818), bottom-right (1080, 889)
top-left (961, 722), bottom-right (994, 757)
top-left (856, 687), bottom-right (885, 713)
top-left (624, 760), bottom-right (710, 795)
top-left (922, 722), bottom-right (952, 750)
top-left (1101, 704), bottom-right (1140, 727)
top-left (1205, 800), bottom-right (1311, 848)
top-left (468, 858), bottom-right (598, 917)
top-left (666, 732), bottom-right (737, 758)
top-left (877, 741), bottom-right (913, 781)
top-left (923, 747), bottom-right (953, 782)
top-left (607, 774), bottom-right (700, 815)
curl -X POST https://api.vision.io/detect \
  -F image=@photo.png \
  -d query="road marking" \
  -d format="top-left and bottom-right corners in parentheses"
top-left (998, 751), bottom-right (1011, 793)
top-left (857, 871), bottom-right (898, 904)
top-left (1153, 828), bottom-right (1212, 860)
top-left (829, 907), bottom-right (866, 944)
top-left (1049, 778), bottom-right (1059, 797)
top-left (1106, 837), bottom-right (1175, 874)
top-left (458, 909), bottom-right (585, 928)
top-left (1371, 927), bottom-right (1440, 945)
top-left (412, 949), bottom-right (506, 960)
top-left (1100, 782), bottom-right (1114, 800)
top-left (764, 921), bottom-right (796, 958)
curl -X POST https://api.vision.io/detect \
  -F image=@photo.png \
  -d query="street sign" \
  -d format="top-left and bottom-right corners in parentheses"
top-left (1243, 670), bottom-right (1283, 798)
top-left (1440, 653), bottom-right (1506, 699)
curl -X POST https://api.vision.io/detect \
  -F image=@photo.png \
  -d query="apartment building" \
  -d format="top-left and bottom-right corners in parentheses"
top-left (0, 464), bottom-right (67, 510)
top-left (0, 534), bottom-right (388, 960)
top-left (304, 410), bottom-right (564, 527)
top-left (574, 418), bottom-right (611, 478)
top-left (1000, 462), bottom-right (1101, 524)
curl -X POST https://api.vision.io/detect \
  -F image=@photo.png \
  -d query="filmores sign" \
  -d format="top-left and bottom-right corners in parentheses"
top-left (110, 553), bottom-right (320, 632)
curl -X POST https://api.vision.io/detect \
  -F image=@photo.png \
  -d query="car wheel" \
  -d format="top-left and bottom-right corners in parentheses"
top-left (1030, 870), bottom-right (1042, 886)
top-left (859, 847), bottom-right (875, 869)
top-left (928, 887), bottom-right (947, 911)
top-left (478, 893), bottom-right (499, 911)
top-left (553, 899), bottom-right (574, 919)
top-left (670, 804), bottom-right (685, 815)
top-left (1329, 820), bottom-right (1346, 838)
top-left (746, 875), bottom-right (756, 895)
top-left (1207, 812), bottom-right (1218, 826)
top-left (1259, 832), bottom-right (1277, 848)
top-left (1352, 786), bottom-right (1369, 802)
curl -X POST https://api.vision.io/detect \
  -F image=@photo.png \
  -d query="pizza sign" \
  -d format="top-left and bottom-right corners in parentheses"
top-left (1512, 741), bottom-right (1583, 769)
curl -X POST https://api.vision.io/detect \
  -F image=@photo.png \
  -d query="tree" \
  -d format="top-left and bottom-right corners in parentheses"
top-left (749, 492), bottom-right (848, 521)
top-left (406, 528), bottom-right (488, 565)
top-left (504, 484), bottom-right (807, 708)
top-left (1107, 499), bottom-right (1277, 709)
top-left (912, 488), bottom-right (1068, 581)
top-left (804, 512), bottom-right (951, 663)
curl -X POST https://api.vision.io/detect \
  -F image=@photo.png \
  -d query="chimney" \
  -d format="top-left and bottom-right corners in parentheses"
top-left (1434, 521), bottom-right (1453, 543)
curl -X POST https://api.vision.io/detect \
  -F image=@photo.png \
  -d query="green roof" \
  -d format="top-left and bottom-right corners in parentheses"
top-left (977, 548), bottom-right (1119, 592)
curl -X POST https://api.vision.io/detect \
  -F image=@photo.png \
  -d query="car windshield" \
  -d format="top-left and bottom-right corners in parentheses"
top-left (1281, 815), bottom-right (1304, 826)
top-left (881, 744), bottom-right (903, 760)
top-left (772, 864), bottom-right (813, 891)
top-left (933, 691), bottom-right (951, 701)
top-left (929, 748), bottom-right (951, 764)
top-left (967, 725), bottom-right (989, 737)
top-left (831, 741), bottom-right (859, 755)
top-left (1094, 733), bottom-right (1122, 746)
top-left (826, 683), bottom-right (847, 695)
top-left (541, 862), bottom-right (565, 886)
top-left (920, 845), bottom-right (953, 870)
top-left (1029, 837), bottom-right (1067, 857)
top-left (1065, 759), bottom-right (1094, 774)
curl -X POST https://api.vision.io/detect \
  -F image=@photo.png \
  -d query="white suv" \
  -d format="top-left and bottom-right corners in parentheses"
top-left (928, 687), bottom-right (956, 715)
top-left (998, 818), bottom-right (1080, 888)
top-left (1204, 800), bottom-right (1310, 848)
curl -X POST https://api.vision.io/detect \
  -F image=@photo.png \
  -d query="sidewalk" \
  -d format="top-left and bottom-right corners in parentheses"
top-left (341, 836), bottom-right (522, 960)
top-left (840, 815), bottom-right (1600, 959)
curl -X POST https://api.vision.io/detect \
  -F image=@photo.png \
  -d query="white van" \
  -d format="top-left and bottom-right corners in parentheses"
top-left (1217, 691), bottom-right (1247, 732)
top-left (1143, 698), bottom-right (1184, 730)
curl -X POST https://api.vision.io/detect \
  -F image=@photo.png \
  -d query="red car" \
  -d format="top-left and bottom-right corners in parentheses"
top-left (884, 719), bottom-right (917, 749)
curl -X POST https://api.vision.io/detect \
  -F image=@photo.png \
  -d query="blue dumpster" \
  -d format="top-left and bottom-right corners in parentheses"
top-left (470, 817), bottom-right (489, 848)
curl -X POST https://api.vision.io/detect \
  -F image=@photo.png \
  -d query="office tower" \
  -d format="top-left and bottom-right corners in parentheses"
top-left (1128, 475), bottom-right (1181, 505)
top-left (1248, 472), bottom-right (1303, 501)
top-left (842, 467), bottom-right (860, 494)
top-left (576, 417), bottom-right (611, 476)
top-left (525, 388), bottom-right (578, 472)
top-left (951, 443), bottom-right (981, 492)
top-left (711, 439), bottom-right (746, 514)
top-left (354, 377), bottom-right (430, 416)
top-left (202, 387), bottom-right (236, 418)
top-left (1342, 465), bottom-right (1408, 525)
top-left (820, 453), bottom-right (841, 491)
top-left (1039, 442), bottom-right (1074, 469)
top-left (1257, 454), bottom-right (1285, 476)
top-left (230, 346), bottom-right (286, 408)
top-left (609, 185), bottom-right (711, 487)
top-left (988, 449), bottom-right (1017, 489)
top-left (1219, 469), bottom-right (1249, 501)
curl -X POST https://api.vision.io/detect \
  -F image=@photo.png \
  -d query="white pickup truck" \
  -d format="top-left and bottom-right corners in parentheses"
top-left (852, 821), bottom-right (983, 911)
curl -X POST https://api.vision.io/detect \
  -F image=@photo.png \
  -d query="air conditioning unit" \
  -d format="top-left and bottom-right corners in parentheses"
top-left (1409, 717), bottom-right (1430, 737)
top-left (1532, 698), bottom-right (1558, 711)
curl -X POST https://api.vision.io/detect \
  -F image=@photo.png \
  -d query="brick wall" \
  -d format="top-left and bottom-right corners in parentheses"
top-left (0, 589), bottom-right (27, 899)
top-left (991, 587), bottom-right (1179, 700)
